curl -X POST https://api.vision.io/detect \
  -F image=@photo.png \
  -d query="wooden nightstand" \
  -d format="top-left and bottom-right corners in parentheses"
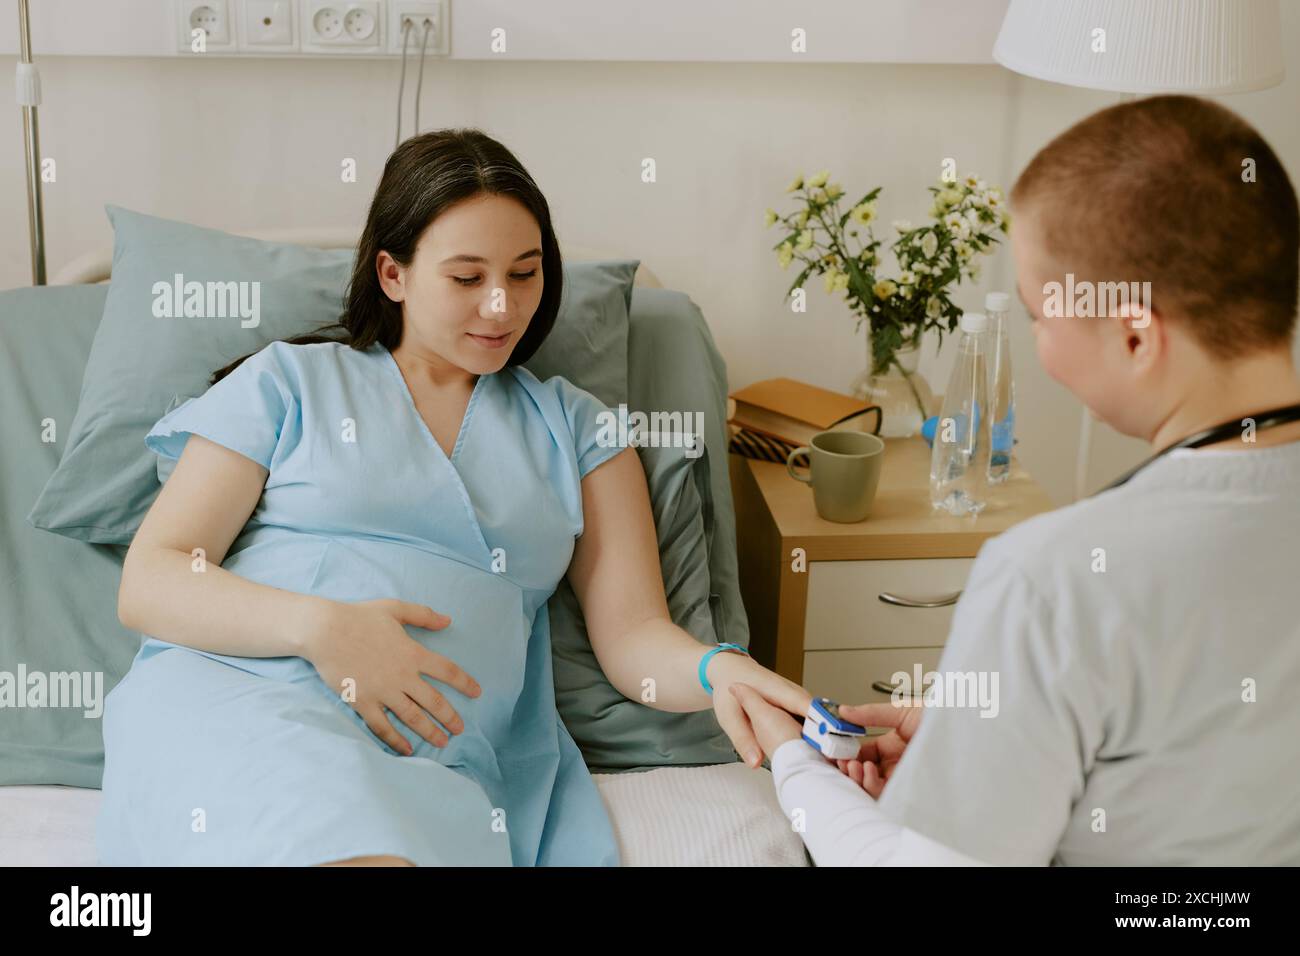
top-left (728, 438), bottom-right (1054, 701)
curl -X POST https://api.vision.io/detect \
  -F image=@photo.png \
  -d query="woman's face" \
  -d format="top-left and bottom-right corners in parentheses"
top-left (379, 193), bottom-right (545, 377)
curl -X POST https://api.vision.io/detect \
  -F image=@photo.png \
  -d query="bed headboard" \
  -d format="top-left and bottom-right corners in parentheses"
top-left (49, 226), bottom-right (662, 288)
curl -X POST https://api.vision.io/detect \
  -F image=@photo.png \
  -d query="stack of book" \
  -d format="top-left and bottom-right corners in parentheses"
top-left (727, 378), bottom-right (878, 463)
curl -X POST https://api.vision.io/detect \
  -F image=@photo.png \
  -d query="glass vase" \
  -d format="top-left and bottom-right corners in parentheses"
top-left (849, 337), bottom-right (934, 439)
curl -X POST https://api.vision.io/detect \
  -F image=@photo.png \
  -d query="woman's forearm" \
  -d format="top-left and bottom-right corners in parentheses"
top-left (118, 545), bottom-right (326, 658)
top-left (599, 617), bottom-right (766, 712)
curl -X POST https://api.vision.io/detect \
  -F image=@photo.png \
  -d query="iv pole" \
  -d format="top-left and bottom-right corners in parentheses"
top-left (16, 0), bottom-right (46, 285)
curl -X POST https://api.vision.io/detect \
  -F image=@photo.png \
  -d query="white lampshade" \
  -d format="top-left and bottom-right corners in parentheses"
top-left (994, 0), bottom-right (1284, 94)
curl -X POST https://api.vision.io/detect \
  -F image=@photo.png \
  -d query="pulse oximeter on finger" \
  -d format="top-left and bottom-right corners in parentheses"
top-left (802, 697), bottom-right (867, 759)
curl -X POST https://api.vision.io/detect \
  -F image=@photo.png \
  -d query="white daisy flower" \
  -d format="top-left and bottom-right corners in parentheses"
top-left (850, 202), bottom-right (877, 225)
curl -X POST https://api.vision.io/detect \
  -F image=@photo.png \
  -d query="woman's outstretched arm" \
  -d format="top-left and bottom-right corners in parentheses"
top-left (566, 446), bottom-right (812, 765)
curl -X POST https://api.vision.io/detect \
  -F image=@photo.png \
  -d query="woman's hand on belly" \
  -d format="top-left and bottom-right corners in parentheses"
top-left (301, 598), bottom-right (483, 755)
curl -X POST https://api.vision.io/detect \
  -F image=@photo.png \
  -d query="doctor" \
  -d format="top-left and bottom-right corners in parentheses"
top-left (733, 95), bottom-right (1300, 866)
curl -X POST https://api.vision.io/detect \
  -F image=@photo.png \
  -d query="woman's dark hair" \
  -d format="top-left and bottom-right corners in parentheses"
top-left (210, 127), bottom-right (564, 384)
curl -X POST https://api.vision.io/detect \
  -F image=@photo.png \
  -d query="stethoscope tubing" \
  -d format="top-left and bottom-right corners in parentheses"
top-left (1098, 402), bottom-right (1300, 493)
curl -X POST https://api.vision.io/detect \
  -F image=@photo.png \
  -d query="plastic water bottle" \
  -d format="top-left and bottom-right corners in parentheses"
top-left (985, 292), bottom-right (1016, 483)
top-left (930, 312), bottom-right (992, 515)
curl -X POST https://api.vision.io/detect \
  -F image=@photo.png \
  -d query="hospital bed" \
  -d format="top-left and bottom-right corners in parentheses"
top-left (0, 223), bottom-right (809, 867)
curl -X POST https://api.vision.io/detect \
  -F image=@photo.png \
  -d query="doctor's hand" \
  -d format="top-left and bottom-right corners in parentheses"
top-left (726, 682), bottom-right (808, 766)
top-left (302, 598), bottom-right (482, 757)
top-left (706, 655), bottom-right (812, 769)
top-left (831, 701), bottom-right (924, 798)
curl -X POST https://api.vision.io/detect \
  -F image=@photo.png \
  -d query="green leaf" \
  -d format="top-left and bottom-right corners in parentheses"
top-left (785, 264), bottom-right (814, 298)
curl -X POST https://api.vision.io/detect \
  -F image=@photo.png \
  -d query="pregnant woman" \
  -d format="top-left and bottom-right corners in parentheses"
top-left (98, 128), bottom-right (810, 866)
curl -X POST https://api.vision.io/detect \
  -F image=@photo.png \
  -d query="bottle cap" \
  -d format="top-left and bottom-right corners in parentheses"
top-left (960, 312), bottom-right (989, 334)
top-left (985, 292), bottom-right (1011, 313)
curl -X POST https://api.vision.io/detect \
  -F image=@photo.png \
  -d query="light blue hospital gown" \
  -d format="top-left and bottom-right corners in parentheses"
top-left (97, 339), bottom-right (625, 866)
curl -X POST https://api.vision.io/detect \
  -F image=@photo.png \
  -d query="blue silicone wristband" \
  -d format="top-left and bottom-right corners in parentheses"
top-left (698, 643), bottom-right (750, 694)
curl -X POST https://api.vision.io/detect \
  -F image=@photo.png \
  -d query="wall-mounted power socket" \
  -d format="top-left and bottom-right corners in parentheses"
top-left (388, 1), bottom-right (449, 56)
top-left (300, 0), bottom-right (382, 54)
top-left (177, 0), bottom-right (235, 53)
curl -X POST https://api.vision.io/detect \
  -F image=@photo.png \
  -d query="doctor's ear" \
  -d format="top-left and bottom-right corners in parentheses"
top-left (1115, 298), bottom-right (1167, 364)
top-left (375, 251), bottom-right (408, 303)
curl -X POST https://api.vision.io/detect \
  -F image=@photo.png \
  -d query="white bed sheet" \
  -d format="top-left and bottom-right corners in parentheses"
top-left (0, 764), bottom-right (810, 867)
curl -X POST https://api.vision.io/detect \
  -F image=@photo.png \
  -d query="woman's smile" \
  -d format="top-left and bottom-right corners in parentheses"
top-left (466, 330), bottom-right (513, 349)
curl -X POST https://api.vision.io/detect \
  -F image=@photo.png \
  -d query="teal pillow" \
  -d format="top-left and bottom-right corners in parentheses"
top-left (550, 440), bottom-right (738, 772)
top-left (28, 204), bottom-right (635, 544)
top-left (0, 284), bottom-right (139, 788)
top-left (27, 206), bottom-right (354, 544)
top-left (524, 259), bottom-right (634, 411)
top-left (627, 288), bottom-right (750, 651)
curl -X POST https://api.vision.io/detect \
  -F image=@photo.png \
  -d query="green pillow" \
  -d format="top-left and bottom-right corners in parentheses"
top-left (27, 204), bottom-right (635, 544)
top-left (550, 440), bottom-right (737, 772)
top-left (549, 288), bottom-right (751, 772)
top-left (0, 284), bottom-right (138, 787)
top-left (525, 260), bottom-right (633, 410)
top-left (627, 288), bottom-right (750, 651)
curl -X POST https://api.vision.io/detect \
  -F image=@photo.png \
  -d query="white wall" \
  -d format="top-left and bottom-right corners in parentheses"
top-left (3, 2), bottom-right (1298, 505)
top-left (0, 0), bottom-right (1007, 61)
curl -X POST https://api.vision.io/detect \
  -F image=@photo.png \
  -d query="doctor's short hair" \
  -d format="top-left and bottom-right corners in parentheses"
top-left (210, 127), bottom-right (562, 385)
top-left (1010, 94), bottom-right (1299, 358)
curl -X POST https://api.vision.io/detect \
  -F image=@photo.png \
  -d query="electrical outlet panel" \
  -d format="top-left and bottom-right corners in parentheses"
top-left (301, 0), bottom-right (383, 54)
top-left (177, 1), bottom-right (452, 57)
top-left (177, 0), bottom-right (235, 53)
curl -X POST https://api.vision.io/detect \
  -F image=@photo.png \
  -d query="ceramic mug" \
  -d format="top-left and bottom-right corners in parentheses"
top-left (786, 430), bottom-right (886, 522)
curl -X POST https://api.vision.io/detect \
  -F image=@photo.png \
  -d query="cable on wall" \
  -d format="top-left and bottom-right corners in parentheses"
top-left (394, 17), bottom-right (414, 148)
top-left (414, 18), bottom-right (433, 135)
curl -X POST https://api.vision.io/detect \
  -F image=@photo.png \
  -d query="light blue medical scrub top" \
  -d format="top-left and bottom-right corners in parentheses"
top-left (96, 339), bottom-right (625, 866)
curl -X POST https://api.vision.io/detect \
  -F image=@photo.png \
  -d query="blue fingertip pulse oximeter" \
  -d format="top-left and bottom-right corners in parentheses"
top-left (801, 697), bottom-right (868, 759)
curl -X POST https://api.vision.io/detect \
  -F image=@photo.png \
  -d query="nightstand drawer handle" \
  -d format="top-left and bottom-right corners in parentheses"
top-left (872, 678), bottom-right (926, 699)
top-left (878, 590), bottom-right (962, 608)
